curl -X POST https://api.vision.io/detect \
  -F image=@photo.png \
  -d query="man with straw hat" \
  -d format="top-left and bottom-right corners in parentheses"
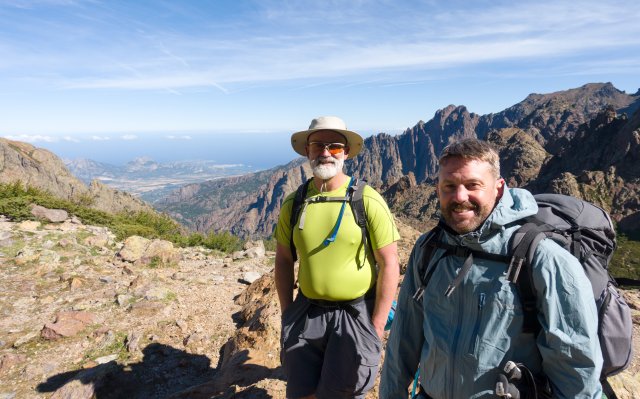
top-left (274, 116), bottom-right (400, 399)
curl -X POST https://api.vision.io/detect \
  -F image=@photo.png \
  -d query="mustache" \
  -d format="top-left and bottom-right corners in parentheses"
top-left (311, 156), bottom-right (336, 167)
top-left (448, 201), bottom-right (479, 212)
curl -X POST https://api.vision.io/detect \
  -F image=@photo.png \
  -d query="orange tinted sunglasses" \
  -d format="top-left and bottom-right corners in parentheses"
top-left (308, 142), bottom-right (346, 155)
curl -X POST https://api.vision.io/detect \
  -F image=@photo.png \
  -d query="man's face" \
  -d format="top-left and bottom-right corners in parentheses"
top-left (306, 130), bottom-right (349, 180)
top-left (437, 156), bottom-right (504, 234)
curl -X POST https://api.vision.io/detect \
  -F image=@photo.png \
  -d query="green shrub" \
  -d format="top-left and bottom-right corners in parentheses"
top-left (0, 181), bottom-right (245, 254)
top-left (203, 231), bottom-right (243, 253)
top-left (263, 236), bottom-right (277, 252)
top-left (610, 235), bottom-right (640, 281)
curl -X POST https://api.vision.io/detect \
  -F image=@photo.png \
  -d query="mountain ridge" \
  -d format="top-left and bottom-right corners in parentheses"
top-left (158, 82), bottom-right (640, 239)
top-left (0, 138), bottom-right (152, 216)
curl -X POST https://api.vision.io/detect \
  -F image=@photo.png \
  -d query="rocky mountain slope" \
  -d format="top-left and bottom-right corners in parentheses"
top-left (157, 82), bottom-right (640, 238)
top-left (1, 211), bottom-right (638, 398)
top-left (0, 138), bottom-right (152, 216)
top-left (159, 158), bottom-right (313, 238)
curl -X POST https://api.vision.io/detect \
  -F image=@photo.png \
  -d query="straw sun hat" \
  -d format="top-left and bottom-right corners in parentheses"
top-left (291, 116), bottom-right (364, 157)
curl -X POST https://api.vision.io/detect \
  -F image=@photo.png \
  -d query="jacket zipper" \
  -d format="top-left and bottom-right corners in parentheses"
top-left (469, 293), bottom-right (486, 354)
top-left (450, 293), bottom-right (464, 397)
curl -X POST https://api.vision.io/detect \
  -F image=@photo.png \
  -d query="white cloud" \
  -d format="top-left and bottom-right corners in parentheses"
top-left (63, 135), bottom-right (80, 142)
top-left (2, 134), bottom-right (59, 143)
top-left (1, 0), bottom-right (635, 93)
top-left (1, 0), bottom-right (639, 97)
top-left (91, 135), bottom-right (110, 141)
top-left (121, 134), bottom-right (138, 140)
top-left (166, 135), bottom-right (192, 140)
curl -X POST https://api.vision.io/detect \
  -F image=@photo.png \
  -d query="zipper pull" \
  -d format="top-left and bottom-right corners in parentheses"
top-left (413, 285), bottom-right (425, 301)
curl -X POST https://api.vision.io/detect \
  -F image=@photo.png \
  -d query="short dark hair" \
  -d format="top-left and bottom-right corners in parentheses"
top-left (439, 138), bottom-right (500, 178)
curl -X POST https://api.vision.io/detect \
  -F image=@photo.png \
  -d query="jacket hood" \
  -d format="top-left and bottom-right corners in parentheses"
top-left (487, 186), bottom-right (538, 229)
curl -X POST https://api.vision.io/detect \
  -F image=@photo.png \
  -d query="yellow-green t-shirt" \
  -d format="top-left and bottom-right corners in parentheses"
top-left (275, 178), bottom-right (400, 301)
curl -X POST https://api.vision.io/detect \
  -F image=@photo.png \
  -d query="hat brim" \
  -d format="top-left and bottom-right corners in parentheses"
top-left (291, 128), bottom-right (363, 158)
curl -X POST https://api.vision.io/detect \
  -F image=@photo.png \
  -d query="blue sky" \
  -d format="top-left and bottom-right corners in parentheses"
top-left (0, 0), bottom-right (639, 164)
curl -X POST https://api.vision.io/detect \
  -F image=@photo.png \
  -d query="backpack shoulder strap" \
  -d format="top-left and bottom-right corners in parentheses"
top-left (412, 225), bottom-right (443, 301)
top-left (348, 178), bottom-right (373, 259)
top-left (508, 221), bottom-right (553, 335)
top-left (289, 178), bottom-right (313, 262)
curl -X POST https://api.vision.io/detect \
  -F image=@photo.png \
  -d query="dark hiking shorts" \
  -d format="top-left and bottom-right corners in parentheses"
top-left (280, 293), bottom-right (382, 399)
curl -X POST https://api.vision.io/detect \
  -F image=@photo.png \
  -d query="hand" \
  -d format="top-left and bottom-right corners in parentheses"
top-left (373, 320), bottom-right (385, 340)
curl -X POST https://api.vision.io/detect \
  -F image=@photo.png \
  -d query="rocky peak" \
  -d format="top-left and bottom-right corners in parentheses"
top-left (0, 138), bottom-right (154, 215)
top-left (159, 83), bottom-right (640, 239)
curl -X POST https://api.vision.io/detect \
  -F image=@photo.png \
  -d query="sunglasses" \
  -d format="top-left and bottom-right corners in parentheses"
top-left (307, 142), bottom-right (346, 155)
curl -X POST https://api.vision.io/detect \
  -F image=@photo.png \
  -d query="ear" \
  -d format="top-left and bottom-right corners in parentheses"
top-left (343, 146), bottom-right (350, 160)
top-left (495, 177), bottom-right (505, 200)
top-left (304, 145), bottom-right (309, 157)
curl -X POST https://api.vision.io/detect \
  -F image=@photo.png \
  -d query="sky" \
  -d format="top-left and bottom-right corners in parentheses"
top-left (0, 0), bottom-right (639, 166)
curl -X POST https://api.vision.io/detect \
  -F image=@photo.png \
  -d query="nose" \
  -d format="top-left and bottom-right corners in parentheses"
top-left (453, 185), bottom-right (469, 203)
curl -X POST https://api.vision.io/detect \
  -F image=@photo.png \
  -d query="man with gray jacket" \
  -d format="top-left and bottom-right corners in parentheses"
top-left (380, 138), bottom-right (602, 398)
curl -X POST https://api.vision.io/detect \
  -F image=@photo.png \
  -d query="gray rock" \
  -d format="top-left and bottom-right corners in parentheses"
top-left (94, 354), bottom-right (118, 364)
top-left (245, 246), bottom-right (266, 259)
top-left (30, 205), bottom-right (68, 223)
top-left (138, 239), bottom-right (180, 266)
top-left (116, 294), bottom-right (133, 307)
top-left (144, 286), bottom-right (171, 301)
top-left (12, 330), bottom-right (39, 348)
top-left (241, 271), bottom-right (262, 285)
top-left (49, 361), bottom-right (118, 399)
top-left (117, 235), bottom-right (150, 262)
top-left (243, 240), bottom-right (265, 251)
top-left (232, 251), bottom-right (245, 260)
top-left (126, 331), bottom-right (142, 353)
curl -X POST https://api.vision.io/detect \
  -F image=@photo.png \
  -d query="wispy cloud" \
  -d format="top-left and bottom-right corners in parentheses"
top-left (62, 135), bottom-right (80, 142)
top-left (121, 134), bottom-right (138, 140)
top-left (1, 0), bottom-right (638, 92)
top-left (2, 134), bottom-right (60, 142)
top-left (91, 135), bottom-right (110, 141)
top-left (166, 135), bottom-right (192, 140)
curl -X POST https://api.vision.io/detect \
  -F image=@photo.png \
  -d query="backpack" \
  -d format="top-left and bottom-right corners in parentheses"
top-left (289, 177), bottom-right (372, 262)
top-left (416, 193), bottom-right (633, 398)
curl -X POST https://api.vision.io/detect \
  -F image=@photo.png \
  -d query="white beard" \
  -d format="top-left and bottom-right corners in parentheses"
top-left (310, 156), bottom-right (344, 180)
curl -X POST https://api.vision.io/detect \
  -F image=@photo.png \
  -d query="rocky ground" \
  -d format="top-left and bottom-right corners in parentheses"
top-left (0, 215), bottom-right (638, 398)
top-left (0, 215), bottom-right (273, 398)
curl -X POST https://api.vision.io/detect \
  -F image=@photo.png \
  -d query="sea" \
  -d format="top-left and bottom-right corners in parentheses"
top-left (29, 131), bottom-right (297, 169)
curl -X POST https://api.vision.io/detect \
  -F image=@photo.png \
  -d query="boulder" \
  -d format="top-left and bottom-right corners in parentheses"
top-left (117, 236), bottom-right (151, 262)
top-left (48, 361), bottom-right (118, 399)
top-left (243, 240), bottom-right (265, 251)
top-left (30, 205), bottom-right (68, 223)
top-left (241, 272), bottom-right (261, 284)
top-left (0, 353), bottom-right (27, 375)
top-left (245, 246), bottom-right (265, 259)
top-left (137, 239), bottom-right (180, 266)
top-left (41, 311), bottom-right (98, 340)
